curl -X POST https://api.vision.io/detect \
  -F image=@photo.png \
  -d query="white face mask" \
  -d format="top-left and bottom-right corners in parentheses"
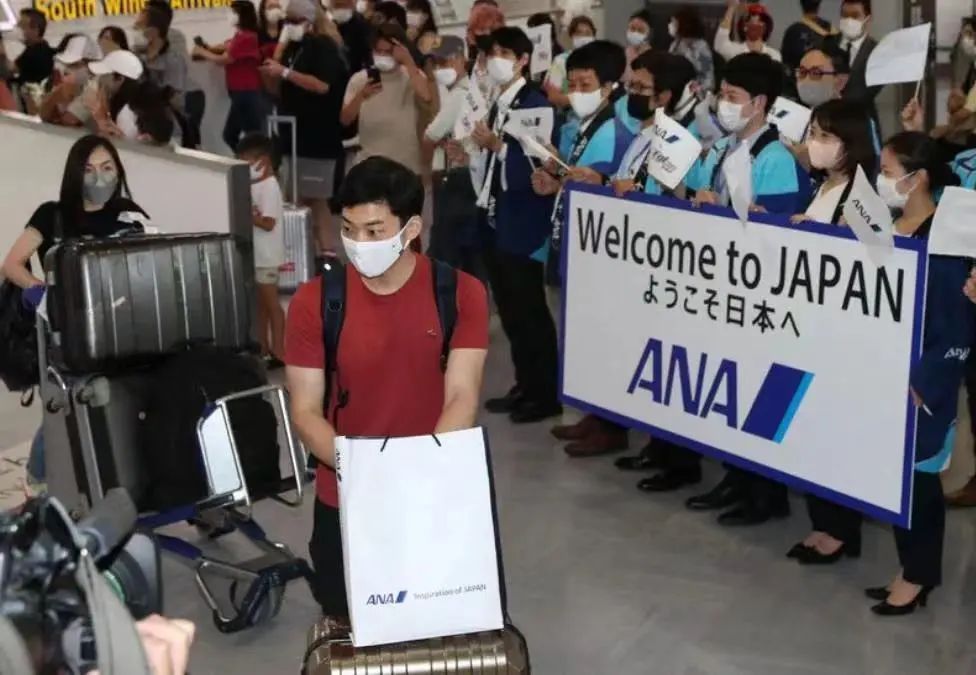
top-left (265, 7), bottom-right (283, 22)
top-left (332, 8), bottom-right (354, 23)
top-left (717, 99), bottom-right (753, 133)
top-left (571, 35), bottom-right (594, 50)
top-left (668, 21), bottom-right (677, 38)
top-left (373, 53), bottom-right (396, 71)
top-left (229, 13), bottom-right (239, 29)
top-left (342, 222), bottom-right (411, 278)
top-left (356, 0), bottom-right (368, 12)
top-left (626, 30), bottom-right (648, 47)
top-left (434, 67), bottom-right (458, 87)
top-left (839, 17), bottom-right (865, 41)
top-left (14, 27), bottom-right (25, 43)
top-left (876, 172), bottom-right (916, 210)
top-left (569, 89), bottom-right (604, 119)
top-left (283, 23), bottom-right (307, 42)
top-left (406, 11), bottom-right (425, 28)
top-left (963, 35), bottom-right (976, 58)
top-left (487, 56), bottom-right (516, 85)
top-left (249, 163), bottom-right (264, 181)
top-left (807, 139), bottom-right (843, 170)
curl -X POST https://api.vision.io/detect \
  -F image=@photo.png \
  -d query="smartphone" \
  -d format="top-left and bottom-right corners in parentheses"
top-left (193, 36), bottom-right (206, 47)
top-left (367, 66), bottom-right (381, 84)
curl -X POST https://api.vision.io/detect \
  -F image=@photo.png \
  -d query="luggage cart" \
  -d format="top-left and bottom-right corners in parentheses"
top-left (39, 319), bottom-right (314, 633)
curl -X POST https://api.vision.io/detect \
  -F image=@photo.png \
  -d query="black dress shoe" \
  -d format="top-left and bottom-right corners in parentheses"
top-left (797, 541), bottom-right (861, 565)
top-left (871, 586), bottom-right (933, 616)
top-left (637, 469), bottom-right (702, 493)
top-left (685, 477), bottom-right (744, 511)
top-left (716, 502), bottom-right (790, 527)
top-left (485, 386), bottom-right (523, 414)
top-left (614, 454), bottom-right (662, 472)
top-left (509, 399), bottom-right (562, 424)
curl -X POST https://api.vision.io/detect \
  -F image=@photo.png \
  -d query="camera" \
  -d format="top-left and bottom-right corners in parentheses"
top-left (0, 488), bottom-right (162, 675)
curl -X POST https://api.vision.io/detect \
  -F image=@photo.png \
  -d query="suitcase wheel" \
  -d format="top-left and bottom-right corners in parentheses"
top-left (228, 579), bottom-right (285, 626)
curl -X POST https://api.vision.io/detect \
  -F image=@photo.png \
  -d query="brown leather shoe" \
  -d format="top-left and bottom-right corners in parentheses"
top-left (563, 430), bottom-right (630, 458)
top-left (946, 477), bottom-right (976, 508)
top-left (550, 414), bottom-right (602, 441)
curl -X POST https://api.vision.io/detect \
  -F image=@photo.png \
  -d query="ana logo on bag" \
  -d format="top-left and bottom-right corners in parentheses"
top-left (366, 590), bottom-right (408, 606)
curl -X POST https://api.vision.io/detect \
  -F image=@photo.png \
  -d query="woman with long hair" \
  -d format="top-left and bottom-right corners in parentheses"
top-left (193, 0), bottom-right (264, 151)
top-left (668, 5), bottom-right (715, 91)
top-left (2, 135), bottom-right (149, 489)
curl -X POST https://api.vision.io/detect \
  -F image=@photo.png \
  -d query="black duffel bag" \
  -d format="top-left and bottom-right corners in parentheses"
top-left (138, 346), bottom-right (282, 511)
top-left (0, 281), bottom-right (39, 394)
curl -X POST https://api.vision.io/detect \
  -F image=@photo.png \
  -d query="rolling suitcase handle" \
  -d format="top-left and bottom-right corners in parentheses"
top-left (267, 113), bottom-right (299, 204)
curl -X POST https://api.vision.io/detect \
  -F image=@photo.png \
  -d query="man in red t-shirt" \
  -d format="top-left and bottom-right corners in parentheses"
top-left (285, 156), bottom-right (489, 616)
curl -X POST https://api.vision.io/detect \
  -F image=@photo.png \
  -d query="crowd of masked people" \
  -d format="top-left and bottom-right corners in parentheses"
top-left (299, 0), bottom-right (976, 621)
top-left (8, 0), bottom-right (976, 623)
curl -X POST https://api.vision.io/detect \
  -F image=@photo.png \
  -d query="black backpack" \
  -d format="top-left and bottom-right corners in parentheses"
top-left (320, 259), bottom-right (458, 424)
top-left (139, 347), bottom-right (282, 510)
top-left (0, 281), bottom-right (39, 396)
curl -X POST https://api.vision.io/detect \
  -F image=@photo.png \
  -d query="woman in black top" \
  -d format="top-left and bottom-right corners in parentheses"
top-left (3, 135), bottom-right (147, 487)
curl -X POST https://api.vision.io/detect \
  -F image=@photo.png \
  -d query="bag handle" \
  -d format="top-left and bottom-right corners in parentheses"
top-left (267, 114), bottom-right (300, 203)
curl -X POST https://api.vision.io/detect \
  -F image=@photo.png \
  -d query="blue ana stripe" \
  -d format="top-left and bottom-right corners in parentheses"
top-left (741, 363), bottom-right (809, 442)
top-left (774, 371), bottom-right (814, 443)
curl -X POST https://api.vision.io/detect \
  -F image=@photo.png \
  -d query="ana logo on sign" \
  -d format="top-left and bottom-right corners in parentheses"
top-left (628, 337), bottom-right (814, 443)
top-left (366, 590), bottom-right (408, 606)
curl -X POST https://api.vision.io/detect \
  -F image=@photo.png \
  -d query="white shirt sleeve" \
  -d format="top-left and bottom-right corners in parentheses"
top-left (713, 28), bottom-right (745, 61)
top-left (425, 84), bottom-right (465, 142)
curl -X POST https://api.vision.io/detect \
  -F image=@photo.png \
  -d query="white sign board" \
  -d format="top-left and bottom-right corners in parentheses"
top-left (453, 83), bottom-right (489, 140)
top-left (930, 186), bottom-right (976, 258)
top-left (560, 187), bottom-right (926, 526)
top-left (866, 23), bottom-right (932, 87)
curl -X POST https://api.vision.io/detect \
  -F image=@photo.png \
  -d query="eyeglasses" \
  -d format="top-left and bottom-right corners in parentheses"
top-left (795, 67), bottom-right (837, 81)
top-left (627, 83), bottom-right (655, 96)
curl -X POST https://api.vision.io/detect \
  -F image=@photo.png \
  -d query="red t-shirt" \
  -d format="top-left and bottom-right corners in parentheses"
top-left (226, 30), bottom-right (262, 92)
top-left (285, 255), bottom-right (489, 507)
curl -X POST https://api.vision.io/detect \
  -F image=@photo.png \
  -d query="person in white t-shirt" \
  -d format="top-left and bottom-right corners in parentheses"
top-left (238, 133), bottom-right (286, 367)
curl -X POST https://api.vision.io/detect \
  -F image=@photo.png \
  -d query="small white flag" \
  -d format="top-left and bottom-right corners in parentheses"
top-left (526, 25), bottom-right (553, 76)
top-left (842, 165), bottom-right (894, 265)
top-left (767, 96), bottom-right (812, 145)
top-left (647, 109), bottom-right (703, 190)
top-left (929, 187), bottom-right (976, 258)
top-left (723, 143), bottom-right (753, 225)
top-left (453, 83), bottom-right (489, 140)
top-left (865, 23), bottom-right (931, 87)
top-left (503, 106), bottom-right (554, 147)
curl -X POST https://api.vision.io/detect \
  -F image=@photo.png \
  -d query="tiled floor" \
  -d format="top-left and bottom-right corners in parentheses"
top-left (4, 330), bottom-right (976, 675)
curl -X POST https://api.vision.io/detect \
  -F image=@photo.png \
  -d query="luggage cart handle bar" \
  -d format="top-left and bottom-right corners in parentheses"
top-left (267, 114), bottom-right (299, 204)
top-left (213, 384), bottom-right (305, 508)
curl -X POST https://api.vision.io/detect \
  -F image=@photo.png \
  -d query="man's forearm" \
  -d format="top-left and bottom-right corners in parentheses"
top-left (293, 410), bottom-right (337, 468)
top-left (434, 393), bottom-right (479, 434)
top-left (287, 70), bottom-right (329, 94)
top-left (406, 62), bottom-right (432, 102)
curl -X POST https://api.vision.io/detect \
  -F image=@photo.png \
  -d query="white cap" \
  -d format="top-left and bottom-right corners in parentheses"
top-left (89, 50), bottom-right (144, 80)
top-left (56, 35), bottom-right (102, 65)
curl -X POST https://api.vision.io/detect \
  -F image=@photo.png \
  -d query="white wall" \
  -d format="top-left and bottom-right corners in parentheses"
top-left (0, 112), bottom-right (252, 272)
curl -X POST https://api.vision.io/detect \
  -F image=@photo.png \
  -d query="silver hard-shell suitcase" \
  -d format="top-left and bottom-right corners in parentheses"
top-left (268, 114), bottom-right (315, 292)
top-left (44, 233), bottom-right (251, 373)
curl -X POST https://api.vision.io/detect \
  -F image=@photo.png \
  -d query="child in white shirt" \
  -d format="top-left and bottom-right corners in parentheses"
top-left (237, 133), bottom-right (286, 366)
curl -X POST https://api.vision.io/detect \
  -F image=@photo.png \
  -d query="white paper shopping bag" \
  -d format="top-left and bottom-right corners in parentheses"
top-left (335, 427), bottom-right (504, 647)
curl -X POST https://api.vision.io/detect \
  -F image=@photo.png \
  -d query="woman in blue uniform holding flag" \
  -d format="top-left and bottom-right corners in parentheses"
top-left (865, 131), bottom-right (975, 616)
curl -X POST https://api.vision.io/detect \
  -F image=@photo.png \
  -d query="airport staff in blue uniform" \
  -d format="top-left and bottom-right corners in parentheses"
top-left (686, 52), bottom-right (809, 216)
top-left (536, 39), bottom-right (634, 457)
top-left (608, 51), bottom-right (712, 494)
top-left (474, 27), bottom-right (562, 426)
top-left (684, 52), bottom-right (810, 527)
top-left (865, 132), bottom-right (975, 616)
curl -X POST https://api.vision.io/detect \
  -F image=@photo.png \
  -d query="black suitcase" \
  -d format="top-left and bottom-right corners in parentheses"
top-left (44, 233), bottom-right (252, 373)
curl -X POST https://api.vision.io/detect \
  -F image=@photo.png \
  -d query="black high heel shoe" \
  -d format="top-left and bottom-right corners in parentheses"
top-left (864, 586), bottom-right (890, 602)
top-left (786, 542), bottom-right (811, 559)
top-left (797, 541), bottom-right (861, 565)
top-left (870, 586), bottom-right (934, 616)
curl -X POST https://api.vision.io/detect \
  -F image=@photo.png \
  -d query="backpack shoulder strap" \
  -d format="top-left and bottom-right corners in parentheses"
top-left (320, 260), bottom-right (347, 418)
top-left (829, 177), bottom-right (856, 225)
top-left (431, 259), bottom-right (458, 372)
top-left (750, 126), bottom-right (781, 160)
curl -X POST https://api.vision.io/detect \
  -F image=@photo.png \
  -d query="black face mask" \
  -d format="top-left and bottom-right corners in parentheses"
top-left (474, 34), bottom-right (493, 53)
top-left (627, 94), bottom-right (655, 121)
